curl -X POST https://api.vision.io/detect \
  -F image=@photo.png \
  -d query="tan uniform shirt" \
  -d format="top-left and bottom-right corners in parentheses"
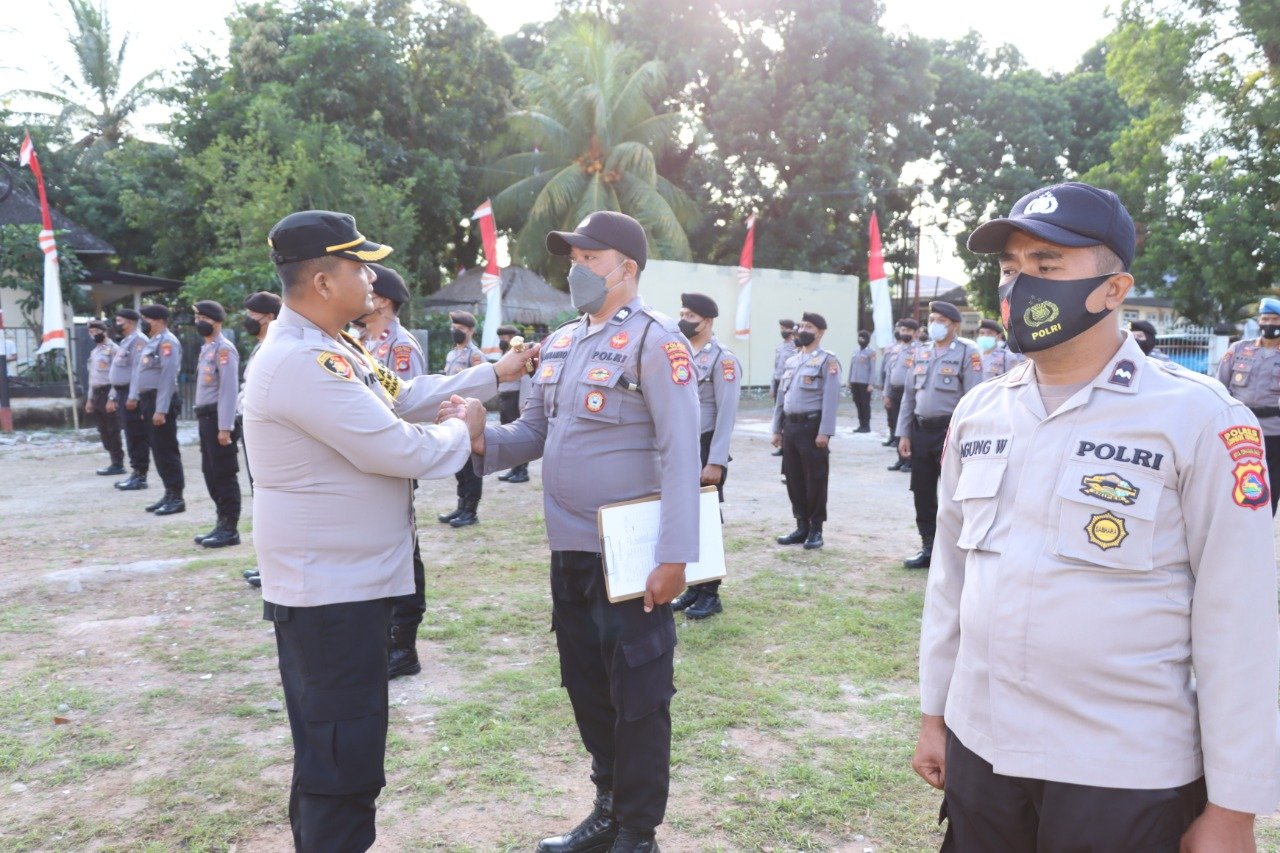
top-left (884, 340), bottom-right (917, 392)
top-left (129, 330), bottom-right (181, 411)
top-left (921, 336), bottom-right (1280, 813)
top-left (477, 298), bottom-right (701, 562)
top-left (1217, 338), bottom-right (1280, 436)
top-left (243, 305), bottom-right (497, 607)
top-left (444, 342), bottom-right (483, 376)
top-left (693, 337), bottom-right (741, 467)
top-left (87, 340), bottom-right (118, 389)
top-left (772, 347), bottom-right (842, 436)
top-left (773, 339), bottom-right (798, 382)
top-left (847, 345), bottom-right (875, 384)
top-left (194, 334), bottom-right (240, 431)
top-left (980, 345), bottom-right (1022, 381)
top-left (108, 330), bottom-right (147, 400)
top-left (361, 318), bottom-right (425, 380)
top-left (897, 337), bottom-right (983, 436)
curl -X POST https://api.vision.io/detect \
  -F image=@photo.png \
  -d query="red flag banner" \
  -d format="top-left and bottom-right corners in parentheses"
top-left (868, 212), bottom-right (893, 349)
top-left (473, 200), bottom-right (503, 355)
top-left (19, 133), bottom-right (65, 353)
top-left (734, 214), bottom-right (755, 340)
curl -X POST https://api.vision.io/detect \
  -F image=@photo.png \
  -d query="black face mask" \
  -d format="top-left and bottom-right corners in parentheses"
top-left (91, 332), bottom-right (105, 343)
top-left (781, 332), bottom-right (792, 341)
top-left (140, 320), bottom-right (153, 336)
top-left (678, 319), bottom-right (701, 339)
top-left (243, 317), bottom-right (262, 337)
top-left (195, 320), bottom-right (215, 338)
top-left (858, 335), bottom-right (870, 348)
top-left (897, 332), bottom-right (913, 342)
top-left (793, 330), bottom-right (816, 347)
top-left (999, 272), bottom-right (1116, 354)
top-left (350, 316), bottom-right (368, 328)
top-left (1262, 326), bottom-right (1280, 340)
top-left (451, 328), bottom-right (468, 345)
top-left (499, 339), bottom-right (511, 353)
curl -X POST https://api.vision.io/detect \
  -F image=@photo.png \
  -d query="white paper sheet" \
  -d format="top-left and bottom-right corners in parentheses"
top-left (598, 487), bottom-right (727, 603)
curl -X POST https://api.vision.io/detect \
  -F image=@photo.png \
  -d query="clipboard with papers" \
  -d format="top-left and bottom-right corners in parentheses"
top-left (597, 485), bottom-right (727, 603)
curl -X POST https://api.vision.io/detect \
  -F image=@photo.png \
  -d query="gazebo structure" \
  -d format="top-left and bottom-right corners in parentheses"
top-left (420, 265), bottom-right (573, 327)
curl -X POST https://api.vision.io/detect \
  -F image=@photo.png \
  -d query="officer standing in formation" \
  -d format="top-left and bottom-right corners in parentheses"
top-left (109, 308), bottom-right (151, 491)
top-left (772, 312), bottom-right (840, 550)
top-left (128, 304), bottom-right (185, 515)
top-left (471, 211), bottom-right (699, 853)
top-left (882, 317), bottom-right (920, 467)
top-left (239, 290), bottom-right (282, 590)
top-left (355, 263), bottom-right (426, 378)
top-left (246, 209), bottom-right (535, 852)
top-left (190, 300), bottom-right (242, 549)
top-left (1129, 319), bottom-right (1172, 362)
top-left (437, 310), bottom-right (486, 528)
top-left (915, 180), bottom-right (1280, 850)
top-left (770, 319), bottom-right (797, 456)
top-left (847, 329), bottom-right (875, 433)
top-left (495, 324), bottom-right (532, 484)
top-left (84, 319), bottom-right (124, 475)
top-left (897, 300), bottom-right (983, 569)
top-left (1217, 297), bottom-right (1280, 514)
top-left (670, 292), bottom-right (740, 620)
top-left (975, 318), bottom-right (1022, 381)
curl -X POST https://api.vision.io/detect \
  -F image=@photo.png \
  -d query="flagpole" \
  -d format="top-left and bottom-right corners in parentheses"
top-left (64, 314), bottom-right (79, 431)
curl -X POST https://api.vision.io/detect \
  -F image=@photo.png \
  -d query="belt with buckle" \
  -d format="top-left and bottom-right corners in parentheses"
top-left (914, 414), bottom-right (951, 431)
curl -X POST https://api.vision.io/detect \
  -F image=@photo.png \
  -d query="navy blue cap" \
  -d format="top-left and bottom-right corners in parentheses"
top-left (967, 182), bottom-right (1136, 270)
top-left (268, 210), bottom-right (392, 265)
top-left (243, 291), bottom-right (282, 315)
top-left (547, 211), bottom-right (648, 270)
top-left (368, 264), bottom-right (410, 307)
top-left (930, 301), bottom-right (961, 323)
top-left (681, 292), bottom-right (719, 319)
top-left (193, 299), bottom-right (226, 322)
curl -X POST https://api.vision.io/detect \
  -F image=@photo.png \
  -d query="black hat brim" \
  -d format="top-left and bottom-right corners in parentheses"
top-left (546, 230), bottom-right (611, 257)
top-left (967, 218), bottom-right (1100, 255)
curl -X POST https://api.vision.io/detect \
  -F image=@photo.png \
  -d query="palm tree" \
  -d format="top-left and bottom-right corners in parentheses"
top-left (14, 0), bottom-right (159, 159)
top-left (482, 21), bottom-right (699, 273)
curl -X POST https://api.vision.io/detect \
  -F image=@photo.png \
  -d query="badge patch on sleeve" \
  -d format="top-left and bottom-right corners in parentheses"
top-left (827, 361), bottom-right (839, 375)
top-left (721, 359), bottom-right (736, 382)
top-left (609, 332), bottom-right (629, 350)
top-left (970, 353), bottom-right (982, 373)
top-left (1233, 460), bottom-right (1270, 510)
top-left (585, 390), bottom-right (606, 412)
top-left (1220, 425), bottom-right (1263, 460)
top-left (161, 343), bottom-right (173, 357)
top-left (317, 351), bottom-right (354, 380)
top-left (1084, 510), bottom-right (1128, 550)
top-left (671, 361), bottom-right (692, 385)
top-left (393, 344), bottom-right (413, 372)
top-left (218, 349), bottom-right (230, 365)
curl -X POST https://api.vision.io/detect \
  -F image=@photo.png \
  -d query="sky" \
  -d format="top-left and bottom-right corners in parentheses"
top-left (0, 0), bottom-right (1119, 279)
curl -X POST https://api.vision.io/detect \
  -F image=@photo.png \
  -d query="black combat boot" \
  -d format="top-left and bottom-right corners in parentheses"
top-left (506, 464), bottom-right (529, 483)
top-left (686, 590), bottom-right (722, 619)
top-left (888, 457), bottom-right (906, 471)
top-left (904, 543), bottom-right (932, 569)
top-left (882, 435), bottom-right (897, 447)
top-left (202, 517), bottom-right (240, 548)
top-left (144, 490), bottom-right (171, 512)
top-left (537, 790), bottom-right (617, 853)
top-left (450, 501), bottom-right (479, 528)
top-left (388, 624), bottom-right (421, 680)
top-left (776, 521), bottom-right (808, 545)
top-left (671, 587), bottom-right (700, 612)
top-left (195, 519), bottom-right (222, 545)
top-left (437, 499), bottom-right (464, 524)
top-left (803, 525), bottom-right (824, 550)
top-left (97, 463), bottom-right (126, 475)
top-left (115, 472), bottom-right (147, 491)
top-left (154, 491), bottom-right (186, 516)
top-left (610, 828), bottom-right (659, 853)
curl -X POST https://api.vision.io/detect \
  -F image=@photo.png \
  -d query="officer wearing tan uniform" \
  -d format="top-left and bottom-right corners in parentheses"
top-left (246, 209), bottom-right (535, 852)
top-left (355, 264), bottom-right (425, 379)
top-left (913, 181), bottom-right (1280, 851)
top-left (975, 318), bottom-right (1021, 381)
top-left (1216, 298), bottom-right (1280, 514)
top-left (471, 211), bottom-right (699, 853)
top-left (770, 320), bottom-right (797, 456)
top-left (437, 310), bottom-right (486, 528)
top-left (191, 299), bottom-right (242, 548)
top-left (108, 308), bottom-right (151, 491)
top-left (84, 319), bottom-right (124, 475)
top-left (772, 312), bottom-right (840, 550)
top-left (670, 292), bottom-right (740, 620)
top-left (847, 330), bottom-right (875, 433)
top-left (495, 324), bottom-right (533, 484)
top-left (897, 301), bottom-right (983, 568)
top-left (129, 304), bottom-right (185, 515)
top-left (883, 317), bottom-right (920, 462)
top-left (238, 290), bottom-right (281, 591)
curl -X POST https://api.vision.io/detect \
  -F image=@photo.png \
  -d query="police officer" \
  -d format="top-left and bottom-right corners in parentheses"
top-left (914, 181), bottom-right (1280, 850)
top-left (128, 304), bottom-right (185, 515)
top-left (495, 325), bottom-right (532, 484)
top-left (670, 292), bottom-right (740, 620)
top-left (976, 318), bottom-right (1022, 381)
top-left (247, 209), bottom-right (534, 853)
top-left (108, 308), bottom-right (150, 491)
top-left (882, 317), bottom-right (920, 464)
top-left (770, 319), bottom-right (798, 456)
top-left (239, 290), bottom-right (281, 590)
top-left (84, 319), bottom-right (124, 475)
top-left (355, 263), bottom-right (426, 379)
top-left (437, 310), bottom-right (486, 527)
top-left (473, 211), bottom-right (699, 853)
top-left (1217, 298), bottom-right (1280, 514)
top-left (1129, 319), bottom-right (1172, 362)
top-left (772, 311), bottom-right (840, 550)
top-left (897, 300), bottom-right (983, 568)
top-left (190, 300), bottom-right (242, 548)
top-left (847, 330), bottom-right (875, 433)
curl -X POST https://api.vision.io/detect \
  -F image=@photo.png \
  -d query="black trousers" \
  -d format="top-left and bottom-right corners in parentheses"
top-left (197, 405), bottom-right (241, 523)
top-left (886, 385), bottom-right (904, 441)
top-left (941, 730), bottom-right (1206, 852)
top-left (849, 382), bottom-right (871, 429)
top-left (551, 551), bottom-right (676, 831)
top-left (138, 391), bottom-right (183, 492)
top-left (499, 390), bottom-right (528, 477)
top-left (265, 598), bottom-right (391, 853)
top-left (115, 384), bottom-right (149, 475)
top-left (454, 460), bottom-right (482, 503)
top-left (782, 414), bottom-right (829, 527)
top-left (1266, 434), bottom-right (1280, 515)
top-left (389, 535), bottom-right (426, 631)
top-left (909, 420), bottom-right (949, 547)
top-left (90, 385), bottom-right (123, 465)
top-left (695, 430), bottom-right (726, 593)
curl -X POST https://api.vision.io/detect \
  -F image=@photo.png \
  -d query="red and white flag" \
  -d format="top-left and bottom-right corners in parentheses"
top-left (734, 214), bottom-right (755, 340)
top-left (867, 212), bottom-right (893, 349)
top-left (19, 133), bottom-right (66, 354)
top-left (473, 199), bottom-right (503, 356)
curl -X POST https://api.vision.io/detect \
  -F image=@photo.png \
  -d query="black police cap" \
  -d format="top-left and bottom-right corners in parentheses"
top-left (140, 304), bottom-right (170, 321)
top-left (546, 211), bottom-right (648, 270)
top-left (115, 308), bottom-right (141, 321)
top-left (680, 292), bottom-right (719, 319)
top-left (87, 319), bottom-right (108, 330)
top-left (497, 325), bottom-right (519, 336)
top-left (368, 264), bottom-right (410, 306)
top-left (450, 310), bottom-right (477, 328)
top-left (243, 291), bottom-right (282, 316)
top-left (979, 318), bottom-right (1006, 336)
top-left (267, 210), bottom-right (393, 266)
top-left (930, 301), bottom-right (961, 323)
top-left (968, 182), bottom-right (1136, 270)
top-left (1128, 320), bottom-right (1157, 339)
top-left (801, 311), bottom-right (827, 330)
top-left (779, 318), bottom-right (796, 329)
top-left (193, 300), bottom-right (226, 322)
top-left (898, 318), bottom-right (920, 330)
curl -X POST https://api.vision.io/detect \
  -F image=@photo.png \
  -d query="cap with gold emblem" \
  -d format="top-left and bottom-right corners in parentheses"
top-left (267, 210), bottom-right (392, 265)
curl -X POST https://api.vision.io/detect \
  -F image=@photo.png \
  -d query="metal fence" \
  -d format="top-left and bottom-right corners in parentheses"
top-left (1155, 325), bottom-right (1216, 375)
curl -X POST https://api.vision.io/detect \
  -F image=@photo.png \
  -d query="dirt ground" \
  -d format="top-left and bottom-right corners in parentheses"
top-left (1, 396), bottom-right (1278, 852)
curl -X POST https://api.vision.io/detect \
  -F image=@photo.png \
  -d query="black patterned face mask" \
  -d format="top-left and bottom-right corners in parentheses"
top-left (999, 272), bottom-right (1117, 353)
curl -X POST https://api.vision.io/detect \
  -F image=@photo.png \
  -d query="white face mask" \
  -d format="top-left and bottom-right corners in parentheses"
top-left (927, 321), bottom-right (949, 342)
top-left (976, 335), bottom-right (996, 352)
